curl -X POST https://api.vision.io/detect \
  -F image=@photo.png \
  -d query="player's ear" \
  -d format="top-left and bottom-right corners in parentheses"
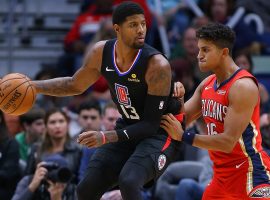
top-left (222, 48), bottom-right (230, 57)
top-left (113, 24), bottom-right (120, 33)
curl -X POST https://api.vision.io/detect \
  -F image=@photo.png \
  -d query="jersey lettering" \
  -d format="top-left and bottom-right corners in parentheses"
top-left (202, 99), bottom-right (228, 122)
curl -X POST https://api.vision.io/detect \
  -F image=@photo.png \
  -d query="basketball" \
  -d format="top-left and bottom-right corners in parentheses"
top-left (0, 73), bottom-right (36, 115)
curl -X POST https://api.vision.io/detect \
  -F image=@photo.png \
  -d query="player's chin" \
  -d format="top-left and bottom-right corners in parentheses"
top-left (133, 41), bottom-right (144, 49)
top-left (198, 63), bottom-right (209, 72)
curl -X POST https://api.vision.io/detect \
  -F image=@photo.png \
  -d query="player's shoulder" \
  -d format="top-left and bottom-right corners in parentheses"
top-left (84, 40), bottom-right (108, 60)
top-left (231, 77), bottom-right (258, 94)
top-left (147, 54), bottom-right (170, 76)
top-left (229, 77), bottom-right (259, 104)
top-left (91, 40), bottom-right (107, 51)
top-left (198, 74), bottom-right (215, 91)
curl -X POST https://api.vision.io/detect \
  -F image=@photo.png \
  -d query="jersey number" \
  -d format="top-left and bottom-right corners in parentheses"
top-left (120, 105), bottom-right (140, 120)
top-left (207, 123), bottom-right (218, 135)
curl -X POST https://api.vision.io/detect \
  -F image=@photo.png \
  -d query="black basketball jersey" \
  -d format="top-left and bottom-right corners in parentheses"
top-left (101, 39), bottom-right (166, 125)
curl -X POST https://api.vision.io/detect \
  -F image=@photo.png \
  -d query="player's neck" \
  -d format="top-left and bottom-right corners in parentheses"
top-left (214, 58), bottom-right (239, 86)
top-left (115, 41), bottom-right (140, 71)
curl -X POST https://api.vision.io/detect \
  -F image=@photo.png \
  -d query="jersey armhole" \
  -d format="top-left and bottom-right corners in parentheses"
top-left (201, 74), bottom-right (216, 92)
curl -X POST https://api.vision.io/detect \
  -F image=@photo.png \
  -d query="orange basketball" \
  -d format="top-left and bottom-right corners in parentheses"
top-left (0, 73), bottom-right (36, 115)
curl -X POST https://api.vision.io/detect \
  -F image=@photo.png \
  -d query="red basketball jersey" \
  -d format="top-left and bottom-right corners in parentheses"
top-left (201, 68), bottom-right (270, 192)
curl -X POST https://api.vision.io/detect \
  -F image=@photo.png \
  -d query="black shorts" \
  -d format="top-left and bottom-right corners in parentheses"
top-left (88, 119), bottom-right (182, 181)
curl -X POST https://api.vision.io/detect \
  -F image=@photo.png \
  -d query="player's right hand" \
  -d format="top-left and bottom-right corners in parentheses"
top-left (77, 131), bottom-right (104, 147)
top-left (161, 113), bottom-right (184, 141)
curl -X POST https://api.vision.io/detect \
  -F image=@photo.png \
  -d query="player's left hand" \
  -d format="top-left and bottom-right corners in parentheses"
top-left (173, 82), bottom-right (185, 98)
top-left (161, 113), bottom-right (183, 141)
top-left (77, 131), bottom-right (104, 147)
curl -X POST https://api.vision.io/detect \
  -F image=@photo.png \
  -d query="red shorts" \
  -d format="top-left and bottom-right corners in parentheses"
top-left (203, 168), bottom-right (270, 200)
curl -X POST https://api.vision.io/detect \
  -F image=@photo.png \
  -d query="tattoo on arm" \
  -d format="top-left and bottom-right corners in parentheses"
top-left (33, 77), bottom-right (81, 96)
top-left (146, 55), bottom-right (171, 96)
top-left (104, 130), bottom-right (119, 143)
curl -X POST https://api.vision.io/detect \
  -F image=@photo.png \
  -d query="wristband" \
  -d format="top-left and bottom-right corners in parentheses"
top-left (100, 131), bottom-right (106, 144)
top-left (182, 132), bottom-right (195, 145)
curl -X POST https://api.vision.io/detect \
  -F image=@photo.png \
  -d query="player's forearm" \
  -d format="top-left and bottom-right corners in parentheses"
top-left (116, 120), bottom-right (160, 141)
top-left (185, 112), bottom-right (202, 127)
top-left (32, 77), bottom-right (83, 96)
top-left (193, 134), bottom-right (235, 153)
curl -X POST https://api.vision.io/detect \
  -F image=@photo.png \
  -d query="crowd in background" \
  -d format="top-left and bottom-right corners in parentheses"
top-left (1, 0), bottom-right (270, 199)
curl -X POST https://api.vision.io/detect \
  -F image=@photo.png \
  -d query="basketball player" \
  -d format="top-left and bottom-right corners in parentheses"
top-left (161, 23), bottom-right (270, 199)
top-left (31, 2), bottom-right (184, 200)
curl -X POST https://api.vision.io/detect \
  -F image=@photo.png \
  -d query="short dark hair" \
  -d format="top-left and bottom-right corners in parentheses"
top-left (103, 101), bottom-right (118, 115)
top-left (196, 23), bottom-right (235, 55)
top-left (78, 100), bottom-right (102, 115)
top-left (19, 107), bottom-right (45, 125)
top-left (112, 1), bottom-right (144, 25)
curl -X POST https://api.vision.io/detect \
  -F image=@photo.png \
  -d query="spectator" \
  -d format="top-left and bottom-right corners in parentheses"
top-left (147, 0), bottom-right (194, 48)
top-left (16, 107), bottom-right (46, 163)
top-left (66, 99), bottom-right (105, 138)
top-left (77, 101), bottom-right (102, 181)
top-left (171, 27), bottom-right (198, 62)
top-left (170, 59), bottom-right (200, 101)
top-left (170, 26), bottom-right (210, 81)
top-left (72, 100), bottom-right (102, 139)
top-left (25, 108), bottom-right (81, 184)
top-left (236, 0), bottom-right (270, 33)
top-left (0, 110), bottom-right (21, 200)
top-left (64, 0), bottom-right (113, 51)
top-left (235, 0), bottom-right (270, 55)
top-left (60, 0), bottom-right (114, 75)
top-left (205, 0), bottom-right (262, 53)
top-left (101, 101), bottom-right (121, 131)
top-left (12, 154), bottom-right (77, 200)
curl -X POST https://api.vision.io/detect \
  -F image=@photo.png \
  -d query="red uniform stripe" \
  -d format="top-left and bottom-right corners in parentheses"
top-left (162, 136), bottom-right (172, 152)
